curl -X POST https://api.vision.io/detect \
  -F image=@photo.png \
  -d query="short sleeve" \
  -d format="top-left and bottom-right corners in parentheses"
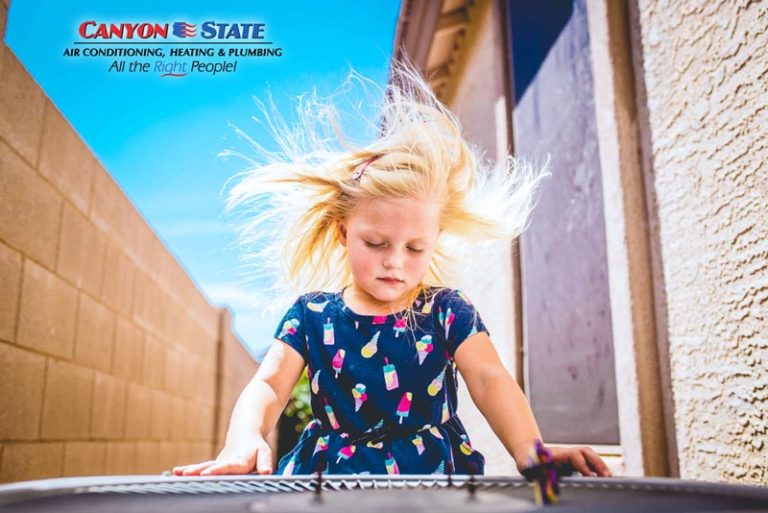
top-left (439, 289), bottom-right (489, 357)
top-left (273, 295), bottom-right (308, 363)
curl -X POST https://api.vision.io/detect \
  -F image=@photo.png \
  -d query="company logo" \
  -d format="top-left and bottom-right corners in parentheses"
top-left (77, 20), bottom-right (267, 40)
top-left (173, 22), bottom-right (196, 38)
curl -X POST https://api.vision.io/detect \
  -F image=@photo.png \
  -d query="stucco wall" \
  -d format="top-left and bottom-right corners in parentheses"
top-left (632, 0), bottom-right (767, 484)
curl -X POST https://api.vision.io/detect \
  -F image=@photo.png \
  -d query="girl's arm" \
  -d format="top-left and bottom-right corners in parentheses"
top-left (173, 339), bottom-right (306, 476)
top-left (454, 331), bottom-right (611, 476)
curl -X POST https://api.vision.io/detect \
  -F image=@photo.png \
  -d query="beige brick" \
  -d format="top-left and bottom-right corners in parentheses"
top-left (90, 372), bottom-right (126, 440)
top-left (104, 442), bottom-right (135, 475)
top-left (157, 442), bottom-right (175, 474)
top-left (56, 203), bottom-right (105, 296)
top-left (163, 344), bottom-right (183, 395)
top-left (0, 140), bottom-right (62, 270)
top-left (198, 361), bottom-right (216, 406)
top-left (149, 390), bottom-right (170, 441)
top-left (141, 334), bottom-right (164, 389)
top-left (41, 359), bottom-right (93, 439)
top-left (132, 272), bottom-right (169, 338)
top-left (101, 242), bottom-right (135, 316)
top-left (63, 441), bottom-right (105, 477)
top-left (180, 353), bottom-right (198, 399)
top-left (0, 3), bottom-right (7, 39)
top-left (0, 49), bottom-right (46, 166)
top-left (0, 442), bottom-right (64, 483)
top-left (38, 105), bottom-right (97, 214)
top-left (0, 342), bottom-right (45, 439)
top-left (112, 318), bottom-right (143, 382)
top-left (17, 259), bottom-right (77, 359)
top-left (89, 171), bottom-right (136, 253)
top-left (0, 241), bottom-right (21, 342)
top-left (73, 293), bottom-right (114, 372)
top-left (134, 442), bottom-right (161, 474)
top-left (124, 384), bottom-right (151, 440)
top-left (169, 397), bottom-right (186, 440)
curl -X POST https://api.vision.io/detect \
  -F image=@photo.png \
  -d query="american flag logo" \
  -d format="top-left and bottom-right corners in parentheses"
top-left (172, 22), bottom-right (196, 38)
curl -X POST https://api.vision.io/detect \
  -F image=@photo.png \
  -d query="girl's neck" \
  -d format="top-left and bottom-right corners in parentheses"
top-left (342, 284), bottom-right (414, 316)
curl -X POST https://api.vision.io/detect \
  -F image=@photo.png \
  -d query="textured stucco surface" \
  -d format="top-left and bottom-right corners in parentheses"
top-left (634, 0), bottom-right (767, 484)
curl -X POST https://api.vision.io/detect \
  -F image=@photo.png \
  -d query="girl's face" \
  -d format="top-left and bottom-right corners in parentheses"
top-left (339, 196), bottom-right (441, 309)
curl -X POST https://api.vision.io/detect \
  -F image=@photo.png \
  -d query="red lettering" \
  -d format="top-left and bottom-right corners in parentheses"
top-left (94, 24), bottom-right (109, 38)
top-left (78, 20), bottom-right (96, 38)
top-left (153, 24), bottom-right (169, 38)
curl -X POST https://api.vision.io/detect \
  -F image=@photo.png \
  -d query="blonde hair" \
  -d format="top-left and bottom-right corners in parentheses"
top-left (225, 60), bottom-right (546, 319)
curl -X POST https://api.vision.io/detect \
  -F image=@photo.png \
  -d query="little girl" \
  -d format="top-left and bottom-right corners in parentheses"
top-left (173, 63), bottom-right (611, 478)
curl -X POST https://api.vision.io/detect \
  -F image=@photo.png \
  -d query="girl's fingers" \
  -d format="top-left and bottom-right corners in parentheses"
top-left (173, 460), bottom-right (216, 476)
top-left (255, 446), bottom-right (274, 475)
top-left (200, 458), bottom-right (253, 476)
top-left (582, 447), bottom-right (612, 477)
top-left (568, 450), bottom-right (593, 477)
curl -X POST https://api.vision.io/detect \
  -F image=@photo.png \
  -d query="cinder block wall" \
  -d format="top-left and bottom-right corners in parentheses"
top-left (0, 1), bottom-right (259, 483)
top-left (632, 0), bottom-right (767, 484)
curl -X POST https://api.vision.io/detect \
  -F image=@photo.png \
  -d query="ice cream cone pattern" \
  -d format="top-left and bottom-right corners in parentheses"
top-left (416, 335), bottom-right (433, 365)
top-left (336, 445), bottom-right (356, 464)
top-left (441, 399), bottom-right (450, 423)
top-left (383, 357), bottom-right (399, 390)
top-left (278, 318), bottom-right (300, 339)
top-left (360, 331), bottom-right (379, 358)
top-left (412, 434), bottom-right (425, 455)
top-left (393, 317), bottom-right (407, 337)
top-left (282, 455), bottom-right (296, 475)
top-left (427, 367), bottom-right (446, 396)
top-left (396, 392), bottom-right (413, 424)
top-left (438, 307), bottom-right (455, 338)
top-left (311, 369), bottom-right (320, 394)
top-left (421, 295), bottom-right (435, 314)
top-left (323, 317), bottom-right (335, 345)
top-left (324, 399), bottom-right (340, 429)
top-left (352, 383), bottom-right (368, 411)
top-left (308, 300), bottom-right (329, 313)
top-left (313, 435), bottom-right (329, 456)
top-left (372, 315), bottom-right (387, 325)
top-left (432, 460), bottom-right (445, 474)
top-left (459, 436), bottom-right (474, 455)
top-left (385, 452), bottom-right (400, 475)
top-left (332, 349), bottom-right (346, 378)
top-left (429, 426), bottom-right (443, 439)
top-left (367, 441), bottom-right (383, 449)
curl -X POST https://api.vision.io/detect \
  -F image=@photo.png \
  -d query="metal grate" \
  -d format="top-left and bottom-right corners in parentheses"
top-left (83, 476), bottom-right (527, 496)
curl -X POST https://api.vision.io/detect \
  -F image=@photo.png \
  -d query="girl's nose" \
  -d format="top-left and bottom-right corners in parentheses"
top-left (382, 248), bottom-right (405, 269)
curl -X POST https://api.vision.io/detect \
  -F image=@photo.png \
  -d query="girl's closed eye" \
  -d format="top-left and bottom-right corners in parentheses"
top-left (364, 240), bottom-right (386, 249)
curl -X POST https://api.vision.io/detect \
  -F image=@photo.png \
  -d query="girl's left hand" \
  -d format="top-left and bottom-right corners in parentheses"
top-left (547, 445), bottom-right (613, 477)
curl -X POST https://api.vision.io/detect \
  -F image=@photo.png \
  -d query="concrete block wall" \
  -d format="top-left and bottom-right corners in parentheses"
top-left (0, 1), bottom-right (259, 483)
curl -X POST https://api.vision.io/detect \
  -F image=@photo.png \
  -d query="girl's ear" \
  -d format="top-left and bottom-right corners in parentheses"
top-left (338, 222), bottom-right (348, 247)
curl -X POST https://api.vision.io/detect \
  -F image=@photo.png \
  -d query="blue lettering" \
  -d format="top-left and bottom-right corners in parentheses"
top-left (201, 21), bottom-right (217, 39)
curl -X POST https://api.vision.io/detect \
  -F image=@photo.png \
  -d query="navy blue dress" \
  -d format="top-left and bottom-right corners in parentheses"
top-left (274, 286), bottom-right (488, 475)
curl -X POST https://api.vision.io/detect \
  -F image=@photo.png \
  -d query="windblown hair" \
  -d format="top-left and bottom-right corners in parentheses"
top-left (225, 60), bottom-right (546, 318)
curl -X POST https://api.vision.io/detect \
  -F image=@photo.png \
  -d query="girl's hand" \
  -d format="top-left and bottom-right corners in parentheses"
top-left (172, 437), bottom-right (274, 476)
top-left (547, 445), bottom-right (613, 477)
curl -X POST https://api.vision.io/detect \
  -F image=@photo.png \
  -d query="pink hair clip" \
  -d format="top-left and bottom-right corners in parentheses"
top-left (352, 155), bottom-right (381, 183)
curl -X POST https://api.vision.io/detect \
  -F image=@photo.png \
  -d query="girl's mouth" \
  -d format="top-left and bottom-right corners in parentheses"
top-left (377, 277), bottom-right (403, 284)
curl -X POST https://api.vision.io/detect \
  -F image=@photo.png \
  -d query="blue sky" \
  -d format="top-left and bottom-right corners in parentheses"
top-left (5, 1), bottom-right (401, 358)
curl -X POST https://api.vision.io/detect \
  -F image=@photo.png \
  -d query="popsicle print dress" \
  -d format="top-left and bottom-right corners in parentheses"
top-left (274, 286), bottom-right (489, 475)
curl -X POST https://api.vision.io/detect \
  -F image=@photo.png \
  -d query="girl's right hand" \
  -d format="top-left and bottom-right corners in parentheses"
top-left (172, 437), bottom-right (274, 476)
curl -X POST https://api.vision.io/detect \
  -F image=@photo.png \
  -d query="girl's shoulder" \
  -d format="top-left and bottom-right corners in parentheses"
top-left (424, 286), bottom-right (478, 308)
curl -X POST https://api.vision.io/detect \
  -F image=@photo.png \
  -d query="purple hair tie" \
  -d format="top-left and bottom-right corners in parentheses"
top-left (352, 155), bottom-right (381, 183)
